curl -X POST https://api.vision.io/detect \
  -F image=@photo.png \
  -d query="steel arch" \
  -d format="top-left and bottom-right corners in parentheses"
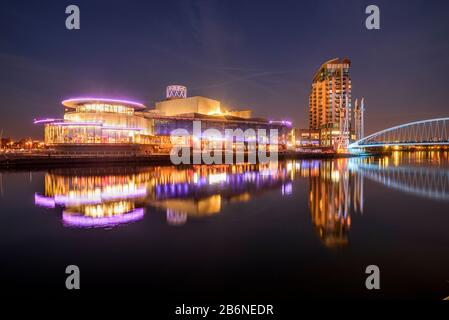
top-left (348, 117), bottom-right (449, 149)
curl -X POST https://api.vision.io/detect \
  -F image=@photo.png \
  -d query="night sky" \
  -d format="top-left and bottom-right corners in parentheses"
top-left (1, 0), bottom-right (448, 139)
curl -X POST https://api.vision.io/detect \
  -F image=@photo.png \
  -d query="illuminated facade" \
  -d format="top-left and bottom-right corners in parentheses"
top-left (41, 98), bottom-right (153, 145)
top-left (294, 128), bottom-right (320, 147)
top-left (155, 96), bottom-right (221, 116)
top-left (36, 86), bottom-right (293, 152)
top-left (309, 58), bottom-right (352, 147)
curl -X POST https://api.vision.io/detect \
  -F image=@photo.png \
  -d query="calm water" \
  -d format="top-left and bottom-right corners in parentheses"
top-left (0, 151), bottom-right (448, 300)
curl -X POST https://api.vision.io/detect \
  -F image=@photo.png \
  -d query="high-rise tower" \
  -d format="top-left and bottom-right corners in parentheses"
top-left (309, 58), bottom-right (352, 147)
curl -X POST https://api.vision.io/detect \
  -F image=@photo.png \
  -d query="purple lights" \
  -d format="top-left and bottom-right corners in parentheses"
top-left (44, 121), bottom-right (145, 131)
top-left (38, 186), bottom-right (147, 206)
top-left (281, 182), bottom-right (293, 196)
top-left (269, 120), bottom-right (292, 127)
top-left (33, 118), bottom-right (62, 124)
top-left (51, 122), bottom-right (102, 127)
top-left (34, 193), bottom-right (56, 208)
top-left (62, 97), bottom-right (146, 110)
top-left (62, 208), bottom-right (145, 228)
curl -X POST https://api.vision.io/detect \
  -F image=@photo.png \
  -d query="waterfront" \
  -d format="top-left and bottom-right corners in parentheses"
top-left (0, 151), bottom-right (448, 299)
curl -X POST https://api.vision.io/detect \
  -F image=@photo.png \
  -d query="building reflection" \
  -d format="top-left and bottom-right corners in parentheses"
top-left (33, 152), bottom-right (449, 250)
top-left (300, 151), bottom-right (449, 247)
top-left (303, 159), bottom-right (364, 247)
top-left (35, 162), bottom-right (294, 228)
top-left (35, 168), bottom-right (149, 228)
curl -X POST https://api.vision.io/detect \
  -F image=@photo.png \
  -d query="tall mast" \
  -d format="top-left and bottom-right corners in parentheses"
top-left (360, 97), bottom-right (365, 139)
top-left (354, 98), bottom-right (358, 140)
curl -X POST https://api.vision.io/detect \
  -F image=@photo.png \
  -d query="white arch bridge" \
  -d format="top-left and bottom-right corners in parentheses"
top-left (349, 118), bottom-right (449, 149)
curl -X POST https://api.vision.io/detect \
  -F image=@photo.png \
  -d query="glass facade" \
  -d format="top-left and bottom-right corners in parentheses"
top-left (44, 100), bottom-right (153, 145)
top-left (44, 124), bottom-right (146, 144)
top-left (153, 117), bottom-right (291, 148)
top-left (75, 103), bottom-right (134, 115)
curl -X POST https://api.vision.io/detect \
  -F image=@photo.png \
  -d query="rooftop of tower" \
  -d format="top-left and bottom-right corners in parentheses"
top-left (312, 58), bottom-right (351, 82)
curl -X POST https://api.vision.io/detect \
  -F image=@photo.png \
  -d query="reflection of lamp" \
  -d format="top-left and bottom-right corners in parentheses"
top-left (166, 209), bottom-right (187, 226)
top-left (208, 173), bottom-right (227, 184)
top-left (281, 182), bottom-right (292, 196)
top-left (34, 193), bottom-right (56, 208)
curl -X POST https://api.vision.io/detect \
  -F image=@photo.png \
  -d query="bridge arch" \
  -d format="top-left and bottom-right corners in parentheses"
top-left (349, 117), bottom-right (449, 149)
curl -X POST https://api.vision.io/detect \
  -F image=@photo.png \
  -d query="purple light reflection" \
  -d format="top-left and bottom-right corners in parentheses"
top-left (34, 193), bottom-right (56, 208)
top-left (62, 208), bottom-right (145, 228)
top-left (101, 187), bottom-right (147, 200)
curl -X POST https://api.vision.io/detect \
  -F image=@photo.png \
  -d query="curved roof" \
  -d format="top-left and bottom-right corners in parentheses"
top-left (312, 57), bottom-right (351, 82)
top-left (62, 97), bottom-right (146, 110)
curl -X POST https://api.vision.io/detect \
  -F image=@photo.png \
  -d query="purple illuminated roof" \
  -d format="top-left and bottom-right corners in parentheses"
top-left (33, 118), bottom-right (63, 124)
top-left (62, 97), bottom-right (146, 110)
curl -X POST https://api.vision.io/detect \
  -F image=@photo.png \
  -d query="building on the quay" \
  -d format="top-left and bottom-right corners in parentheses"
top-left (308, 58), bottom-right (353, 148)
top-left (294, 128), bottom-right (320, 148)
top-left (42, 97), bottom-right (152, 143)
top-left (35, 85), bottom-right (293, 154)
top-left (303, 58), bottom-right (366, 150)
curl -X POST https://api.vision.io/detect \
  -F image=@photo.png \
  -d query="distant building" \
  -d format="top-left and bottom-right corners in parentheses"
top-left (309, 58), bottom-right (352, 147)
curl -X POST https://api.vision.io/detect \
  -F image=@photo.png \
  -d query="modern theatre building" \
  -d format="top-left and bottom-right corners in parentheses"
top-left (36, 85), bottom-right (293, 154)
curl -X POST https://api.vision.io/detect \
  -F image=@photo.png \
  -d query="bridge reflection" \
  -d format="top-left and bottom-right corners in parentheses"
top-left (34, 152), bottom-right (449, 248)
top-left (353, 151), bottom-right (449, 200)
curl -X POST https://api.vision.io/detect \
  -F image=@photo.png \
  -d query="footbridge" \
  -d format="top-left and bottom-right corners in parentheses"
top-left (349, 118), bottom-right (449, 149)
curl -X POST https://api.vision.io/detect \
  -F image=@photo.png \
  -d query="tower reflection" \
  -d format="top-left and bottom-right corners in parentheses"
top-left (298, 159), bottom-right (364, 247)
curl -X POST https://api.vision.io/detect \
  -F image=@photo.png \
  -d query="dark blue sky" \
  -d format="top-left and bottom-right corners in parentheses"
top-left (1, 0), bottom-right (449, 138)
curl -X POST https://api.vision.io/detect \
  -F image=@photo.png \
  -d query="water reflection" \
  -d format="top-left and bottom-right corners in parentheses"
top-left (35, 168), bottom-right (149, 228)
top-left (301, 159), bottom-right (364, 247)
top-left (35, 163), bottom-right (293, 228)
top-left (352, 156), bottom-right (449, 201)
top-left (34, 152), bottom-right (449, 248)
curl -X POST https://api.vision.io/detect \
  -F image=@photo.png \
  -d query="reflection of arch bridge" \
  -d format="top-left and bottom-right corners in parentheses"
top-left (352, 162), bottom-right (449, 201)
top-left (349, 118), bottom-right (449, 149)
